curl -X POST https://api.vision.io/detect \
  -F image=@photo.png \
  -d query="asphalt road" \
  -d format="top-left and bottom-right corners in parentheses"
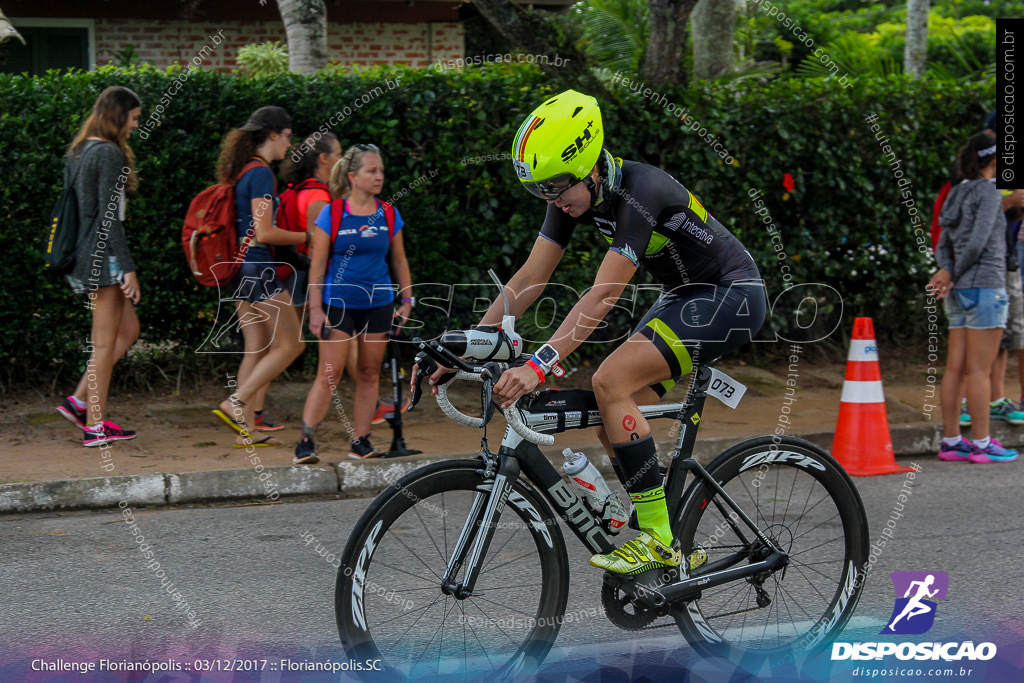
top-left (1, 457), bottom-right (1022, 682)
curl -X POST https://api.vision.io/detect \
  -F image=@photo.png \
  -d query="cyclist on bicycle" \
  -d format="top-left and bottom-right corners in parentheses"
top-left (434, 90), bottom-right (766, 576)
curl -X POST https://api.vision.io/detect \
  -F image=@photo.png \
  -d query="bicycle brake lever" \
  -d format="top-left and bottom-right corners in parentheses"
top-left (479, 361), bottom-right (511, 426)
top-left (409, 362), bottom-right (426, 412)
top-left (410, 344), bottom-right (449, 411)
top-left (481, 377), bottom-right (496, 426)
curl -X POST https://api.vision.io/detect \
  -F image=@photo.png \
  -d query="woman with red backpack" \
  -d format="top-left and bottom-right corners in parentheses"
top-left (234, 131), bottom-right (345, 442)
top-left (211, 106), bottom-right (307, 447)
top-left (296, 144), bottom-right (414, 461)
top-left (277, 132), bottom-right (341, 321)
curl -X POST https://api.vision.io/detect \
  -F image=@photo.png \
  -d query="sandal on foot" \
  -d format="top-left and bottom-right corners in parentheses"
top-left (212, 409), bottom-right (247, 434)
top-left (233, 435), bottom-right (281, 448)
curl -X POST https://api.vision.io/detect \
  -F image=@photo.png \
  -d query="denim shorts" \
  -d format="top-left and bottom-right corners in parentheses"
top-left (944, 287), bottom-right (1009, 330)
top-left (227, 260), bottom-right (284, 303)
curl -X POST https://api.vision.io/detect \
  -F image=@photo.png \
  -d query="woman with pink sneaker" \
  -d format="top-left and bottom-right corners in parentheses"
top-left (930, 130), bottom-right (1019, 464)
top-left (55, 86), bottom-right (142, 447)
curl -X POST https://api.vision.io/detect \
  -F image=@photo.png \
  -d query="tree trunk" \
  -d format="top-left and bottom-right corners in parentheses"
top-left (691, 0), bottom-right (735, 80)
top-left (0, 7), bottom-right (26, 48)
top-left (904, 0), bottom-right (929, 79)
top-left (472, 0), bottom-right (606, 95)
top-left (275, 0), bottom-right (328, 75)
top-left (642, 0), bottom-right (698, 85)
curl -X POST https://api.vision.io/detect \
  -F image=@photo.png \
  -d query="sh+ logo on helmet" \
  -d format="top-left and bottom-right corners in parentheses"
top-left (881, 571), bottom-right (949, 635)
top-left (561, 120), bottom-right (597, 163)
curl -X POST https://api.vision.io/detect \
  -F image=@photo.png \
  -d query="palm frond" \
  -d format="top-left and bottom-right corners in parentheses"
top-left (793, 32), bottom-right (899, 79)
top-left (576, 0), bottom-right (648, 74)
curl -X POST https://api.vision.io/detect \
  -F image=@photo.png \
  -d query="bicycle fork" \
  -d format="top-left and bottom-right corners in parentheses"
top-left (439, 453), bottom-right (521, 600)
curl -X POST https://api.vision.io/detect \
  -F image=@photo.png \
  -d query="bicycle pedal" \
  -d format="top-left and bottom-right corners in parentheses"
top-left (688, 547), bottom-right (708, 571)
top-left (602, 570), bottom-right (641, 593)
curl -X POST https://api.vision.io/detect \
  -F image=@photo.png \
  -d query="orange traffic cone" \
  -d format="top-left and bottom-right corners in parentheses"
top-left (832, 318), bottom-right (914, 476)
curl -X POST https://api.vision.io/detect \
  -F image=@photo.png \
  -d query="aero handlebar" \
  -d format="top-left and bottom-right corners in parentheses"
top-left (411, 339), bottom-right (555, 447)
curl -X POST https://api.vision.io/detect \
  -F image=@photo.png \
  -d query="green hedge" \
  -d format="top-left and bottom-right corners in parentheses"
top-left (0, 64), bottom-right (994, 387)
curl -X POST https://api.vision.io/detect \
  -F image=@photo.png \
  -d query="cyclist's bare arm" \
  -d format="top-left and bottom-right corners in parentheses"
top-left (421, 236), bottom-right (564, 387)
top-left (479, 236), bottom-right (566, 325)
top-left (540, 250), bottom-right (636, 359)
top-left (492, 251), bottom-right (636, 404)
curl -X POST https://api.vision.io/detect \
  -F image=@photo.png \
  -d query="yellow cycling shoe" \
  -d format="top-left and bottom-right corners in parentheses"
top-left (590, 531), bottom-right (682, 576)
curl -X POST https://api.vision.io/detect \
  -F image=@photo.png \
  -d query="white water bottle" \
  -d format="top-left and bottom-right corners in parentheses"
top-left (562, 448), bottom-right (628, 535)
top-left (440, 320), bottom-right (523, 361)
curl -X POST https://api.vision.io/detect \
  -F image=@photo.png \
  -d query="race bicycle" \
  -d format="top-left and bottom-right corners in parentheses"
top-left (335, 304), bottom-right (869, 681)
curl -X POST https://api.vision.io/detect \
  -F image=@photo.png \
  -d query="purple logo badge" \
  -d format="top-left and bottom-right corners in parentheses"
top-left (881, 571), bottom-right (949, 635)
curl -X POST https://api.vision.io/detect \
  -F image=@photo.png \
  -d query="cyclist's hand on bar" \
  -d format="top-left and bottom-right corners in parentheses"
top-left (494, 365), bottom-right (541, 409)
top-left (413, 361), bottom-right (455, 396)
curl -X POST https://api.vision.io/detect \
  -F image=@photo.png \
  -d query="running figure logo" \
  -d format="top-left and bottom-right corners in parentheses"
top-left (881, 571), bottom-right (949, 635)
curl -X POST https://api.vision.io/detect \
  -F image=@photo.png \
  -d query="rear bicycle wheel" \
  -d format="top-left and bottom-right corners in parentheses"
top-left (336, 459), bottom-right (570, 681)
top-left (673, 436), bottom-right (869, 663)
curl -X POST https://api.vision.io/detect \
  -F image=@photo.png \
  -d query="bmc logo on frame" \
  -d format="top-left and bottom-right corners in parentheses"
top-left (832, 571), bottom-right (997, 662)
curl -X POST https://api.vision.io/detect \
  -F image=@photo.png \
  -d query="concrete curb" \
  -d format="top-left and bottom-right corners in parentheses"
top-left (0, 474), bottom-right (166, 513)
top-left (336, 458), bottom-right (449, 494)
top-left (0, 420), bottom-right (995, 514)
top-left (167, 466), bottom-right (340, 504)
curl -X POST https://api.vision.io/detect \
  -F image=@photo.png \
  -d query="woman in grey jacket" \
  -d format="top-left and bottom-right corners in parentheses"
top-left (54, 86), bottom-right (142, 447)
top-left (930, 130), bottom-right (1018, 463)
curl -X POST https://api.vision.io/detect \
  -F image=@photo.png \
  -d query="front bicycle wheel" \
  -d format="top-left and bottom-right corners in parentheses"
top-left (336, 459), bottom-right (570, 681)
top-left (673, 436), bottom-right (869, 663)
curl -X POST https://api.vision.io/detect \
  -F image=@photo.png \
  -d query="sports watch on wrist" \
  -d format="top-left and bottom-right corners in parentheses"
top-left (531, 344), bottom-right (561, 375)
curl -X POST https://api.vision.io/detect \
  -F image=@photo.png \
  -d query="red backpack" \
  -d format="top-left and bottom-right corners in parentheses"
top-left (326, 198), bottom-right (397, 272)
top-left (931, 180), bottom-right (953, 253)
top-left (182, 159), bottom-right (268, 287)
top-left (276, 177), bottom-right (330, 255)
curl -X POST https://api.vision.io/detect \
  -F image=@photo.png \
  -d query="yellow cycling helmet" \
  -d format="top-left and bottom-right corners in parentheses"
top-left (511, 90), bottom-right (604, 199)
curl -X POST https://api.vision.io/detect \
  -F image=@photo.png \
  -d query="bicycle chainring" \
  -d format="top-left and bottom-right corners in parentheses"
top-left (601, 570), bottom-right (674, 631)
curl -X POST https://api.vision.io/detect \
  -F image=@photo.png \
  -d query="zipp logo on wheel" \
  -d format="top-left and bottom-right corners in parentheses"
top-left (351, 520), bottom-right (384, 631)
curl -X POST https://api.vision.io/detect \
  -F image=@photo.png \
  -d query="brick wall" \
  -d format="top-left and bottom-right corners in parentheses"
top-left (93, 18), bottom-right (464, 71)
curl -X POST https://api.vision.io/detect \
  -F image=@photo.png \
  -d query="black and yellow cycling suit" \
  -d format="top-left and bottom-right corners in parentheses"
top-left (539, 154), bottom-right (766, 390)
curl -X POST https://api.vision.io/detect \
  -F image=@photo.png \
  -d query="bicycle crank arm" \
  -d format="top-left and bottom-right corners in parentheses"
top-left (654, 551), bottom-right (789, 606)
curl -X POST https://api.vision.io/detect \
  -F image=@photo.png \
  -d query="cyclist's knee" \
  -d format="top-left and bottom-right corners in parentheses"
top-left (591, 366), bottom-right (618, 400)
